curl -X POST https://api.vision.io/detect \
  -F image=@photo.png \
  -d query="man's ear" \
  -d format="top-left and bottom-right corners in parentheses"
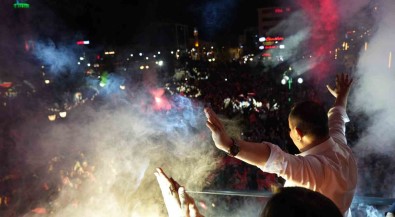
top-left (295, 127), bottom-right (304, 138)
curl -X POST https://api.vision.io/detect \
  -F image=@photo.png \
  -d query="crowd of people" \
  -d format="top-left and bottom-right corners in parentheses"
top-left (0, 52), bottom-right (393, 216)
top-left (0, 147), bottom-right (96, 215)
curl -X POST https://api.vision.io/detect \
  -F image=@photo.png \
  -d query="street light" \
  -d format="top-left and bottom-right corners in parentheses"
top-left (48, 114), bottom-right (56, 121)
top-left (59, 111), bottom-right (67, 118)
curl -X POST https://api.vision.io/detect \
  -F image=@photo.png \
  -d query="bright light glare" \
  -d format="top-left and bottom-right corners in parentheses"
top-left (44, 80), bottom-right (50, 84)
top-left (120, 85), bottom-right (126, 90)
top-left (259, 37), bottom-right (266, 42)
top-left (48, 114), bottom-right (56, 121)
top-left (158, 60), bottom-right (164, 66)
top-left (297, 78), bottom-right (303, 84)
top-left (59, 111), bottom-right (67, 118)
top-left (281, 79), bottom-right (286, 85)
top-left (259, 46), bottom-right (264, 50)
top-left (139, 53), bottom-right (143, 56)
top-left (80, 57), bottom-right (84, 60)
top-left (140, 66), bottom-right (144, 70)
top-left (145, 65), bottom-right (149, 69)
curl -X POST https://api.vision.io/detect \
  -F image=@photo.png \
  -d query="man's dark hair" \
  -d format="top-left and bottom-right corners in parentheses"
top-left (261, 187), bottom-right (343, 217)
top-left (289, 101), bottom-right (329, 139)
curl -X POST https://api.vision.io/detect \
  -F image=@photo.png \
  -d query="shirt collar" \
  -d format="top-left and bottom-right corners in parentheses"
top-left (297, 137), bottom-right (334, 156)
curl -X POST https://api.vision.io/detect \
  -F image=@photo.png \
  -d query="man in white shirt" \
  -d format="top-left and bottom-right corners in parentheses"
top-left (204, 73), bottom-right (357, 216)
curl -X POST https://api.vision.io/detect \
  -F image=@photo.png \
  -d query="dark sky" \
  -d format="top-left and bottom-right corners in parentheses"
top-left (40, 0), bottom-right (281, 45)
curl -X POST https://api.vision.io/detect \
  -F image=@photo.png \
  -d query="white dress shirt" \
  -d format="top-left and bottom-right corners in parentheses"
top-left (259, 106), bottom-right (357, 216)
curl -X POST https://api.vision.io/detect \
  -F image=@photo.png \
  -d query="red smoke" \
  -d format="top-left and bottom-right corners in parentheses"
top-left (298, 0), bottom-right (339, 81)
top-left (150, 88), bottom-right (171, 111)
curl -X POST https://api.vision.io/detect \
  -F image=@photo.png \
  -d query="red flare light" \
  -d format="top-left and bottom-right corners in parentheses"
top-left (31, 207), bottom-right (47, 214)
top-left (150, 88), bottom-right (172, 111)
top-left (0, 82), bottom-right (13, 88)
top-left (298, 0), bottom-right (339, 81)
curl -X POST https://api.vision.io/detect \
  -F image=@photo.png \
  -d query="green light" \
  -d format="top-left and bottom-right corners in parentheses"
top-left (13, 3), bottom-right (30, 9)
top-left (100, 72), bottom-right (109, 87)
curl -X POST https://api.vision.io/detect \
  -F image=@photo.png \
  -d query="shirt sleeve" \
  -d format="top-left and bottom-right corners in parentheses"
top-left (259, 142), bottom-right (326, 189)
top-left (328, 106), bottom-right (349, 146)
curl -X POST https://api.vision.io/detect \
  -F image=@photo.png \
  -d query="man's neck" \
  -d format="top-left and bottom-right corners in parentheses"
top-left (299, 135), bottom-right (330, 152)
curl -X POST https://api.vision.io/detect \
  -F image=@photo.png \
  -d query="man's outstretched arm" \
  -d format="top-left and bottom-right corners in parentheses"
top-left (204, 107), bottom-right (271, 168)
top-left (326, 73), bottom-right (353, 144)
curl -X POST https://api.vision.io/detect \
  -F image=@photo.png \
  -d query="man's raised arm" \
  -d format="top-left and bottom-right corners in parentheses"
top-left (326, 73), bottom-right (353, 109)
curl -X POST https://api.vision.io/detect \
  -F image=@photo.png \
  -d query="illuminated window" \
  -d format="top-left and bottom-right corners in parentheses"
top-left (13, 2), bottom-right (30, 9)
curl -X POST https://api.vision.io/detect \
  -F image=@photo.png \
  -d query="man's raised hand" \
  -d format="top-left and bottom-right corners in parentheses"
top-left (326, 73), bottom-right (353, 107)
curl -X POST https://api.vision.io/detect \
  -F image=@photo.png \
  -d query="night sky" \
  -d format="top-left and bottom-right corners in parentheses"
top-left (40, 0), bottom-right (281, 45)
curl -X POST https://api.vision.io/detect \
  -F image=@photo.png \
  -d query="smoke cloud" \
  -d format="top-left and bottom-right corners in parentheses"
top-left (0, 1), bottom-right (223, 216)
top-left (265, 11), bottom-right (311, 76)
top-left (33, 41), bottom-right (79, 75)
top-left (14, 94), bottom-right (220, 216)
top-left (348, 0), bottom-right (395, 202)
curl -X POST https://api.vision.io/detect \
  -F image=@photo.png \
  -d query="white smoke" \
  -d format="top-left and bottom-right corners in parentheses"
top-left (351, 0), bottom-right (395, 156)
top-left (263, 11), bottom-right (312, 76)
top-left (33, 40), bottom-right (79, 74)
top-left (16, 97), bottom-right (221, 216)
top-left (346, 0), bottom-right (395, 202)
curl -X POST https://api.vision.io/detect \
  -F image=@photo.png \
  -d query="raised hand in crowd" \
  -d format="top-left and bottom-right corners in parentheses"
top-left (155, 168), bottom-right (203, 217)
